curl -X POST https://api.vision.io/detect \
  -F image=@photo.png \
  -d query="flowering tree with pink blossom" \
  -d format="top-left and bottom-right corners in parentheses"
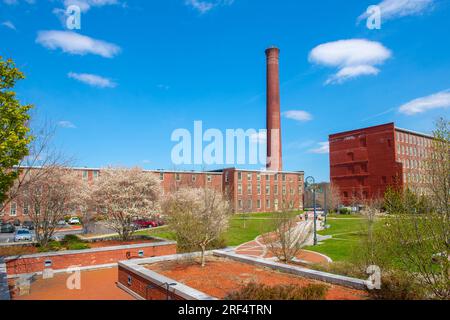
top-left (91, 167), bottom-right (162, 241)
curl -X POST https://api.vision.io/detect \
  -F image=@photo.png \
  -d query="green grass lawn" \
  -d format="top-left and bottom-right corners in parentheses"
top-left (137, 211), bottom-right (302, 247)
top-left (305, 215), bottom-right (377, 262)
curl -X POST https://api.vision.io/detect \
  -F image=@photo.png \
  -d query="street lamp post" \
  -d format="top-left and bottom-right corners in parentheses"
top-left (305, 176), bottom-right (318, 246)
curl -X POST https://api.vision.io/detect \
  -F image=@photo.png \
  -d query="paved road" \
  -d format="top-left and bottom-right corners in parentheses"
top-left (0, 226), bottom-right (83, 243)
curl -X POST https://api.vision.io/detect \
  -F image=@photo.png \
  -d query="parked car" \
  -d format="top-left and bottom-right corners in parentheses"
top-left (133, 219), bottom-right (158, 229)
top-left (57, 220), bottom-right (67, 227)
top-left (22, 220), bottom-right (35, 230)
top-left (13, 219), bottom-right (21, 227)
top-left (0, 223), bottom-right (16, 233)
top-left (14, 229), bottom-right (32, 242)
top-left (68, 217), bottom-right (81, 225)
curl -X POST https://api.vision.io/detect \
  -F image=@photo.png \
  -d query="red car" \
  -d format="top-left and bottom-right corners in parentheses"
top-left (133, 219), bottom-right (158, 229)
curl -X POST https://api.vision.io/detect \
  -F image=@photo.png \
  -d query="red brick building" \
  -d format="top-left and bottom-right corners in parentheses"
top-left (329, 123), bottom-right (434, 206)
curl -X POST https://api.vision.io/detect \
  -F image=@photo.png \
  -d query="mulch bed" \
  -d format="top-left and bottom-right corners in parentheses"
top-left (146, 257), bottom-right (368, 300)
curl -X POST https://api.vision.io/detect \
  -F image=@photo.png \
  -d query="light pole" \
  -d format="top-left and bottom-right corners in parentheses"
top-left (305, 176), bottom-right (318, 246)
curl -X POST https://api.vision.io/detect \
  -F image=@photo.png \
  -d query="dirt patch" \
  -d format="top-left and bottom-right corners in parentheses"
top-left (146, 257), bottom-right (367, 300)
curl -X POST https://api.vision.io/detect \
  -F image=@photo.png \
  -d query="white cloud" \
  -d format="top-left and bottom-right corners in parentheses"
top-left (57, 121), bottom-right (77, 128)
top-left (68, 72), bottom-right (117, 88)
top-left (358, 0), bottom-right (434, 23)
top-left (309, 39), bottom-right (391, 85)
top-left (157, 84), bottom-right (170, 90)
top-left (308, 142), bottom-right (330, 154)
top-left (326, 65), bottom-right (380, 85)
top-left (185, 0), bottom-right (235, 14)
top-left (3, 0), bottom-right (35, 5)
top-left (1, 21), bottom-right (16, 30)
top-left (399, 89), bottom-right (450, 115)
top-left (282, 110), bottom-right (313, 122)
top-left (36, 30), bottom-right (121, 58)
top-left (250, 131), bottom-right (267, 144)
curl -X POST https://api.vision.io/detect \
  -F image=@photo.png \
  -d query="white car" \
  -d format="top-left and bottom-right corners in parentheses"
top-left (68, 217), bottom-right (81, 225)
top-left (14, 229), bottom-right (33, 242)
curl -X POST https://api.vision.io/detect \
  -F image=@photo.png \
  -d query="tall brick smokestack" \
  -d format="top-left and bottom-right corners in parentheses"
top-left (266, 47), bottom-right (282, 172)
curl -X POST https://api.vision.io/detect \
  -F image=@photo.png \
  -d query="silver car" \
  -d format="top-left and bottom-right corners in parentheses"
top-left (14, 229), bottom-right (33, 242)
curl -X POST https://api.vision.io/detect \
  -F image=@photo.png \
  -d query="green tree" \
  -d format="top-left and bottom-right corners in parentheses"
top-left (0, 57), bottom-right (33, 204)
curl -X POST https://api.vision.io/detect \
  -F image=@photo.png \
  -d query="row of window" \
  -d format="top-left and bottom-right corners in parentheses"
top-left (81, 170), bottom-right (99, 180)
top-left (400, 158), bottom-right (429, 171)
top-left (0, 202), bottom-right (28, 216)
top-left (403, 172), bottom-right (431, 184)
top-left (159, 172), bottom-right (214, 183)
top-left (396, 132), bottom-right (432, 147)
top-left (232, 172), bottom-right (302, 183)
top-left (397, 144), bottom-right (430, 158)
top-left (237, 184), bottom-right (303, 196)
top-left (237, 199), bottom-right (298, 210)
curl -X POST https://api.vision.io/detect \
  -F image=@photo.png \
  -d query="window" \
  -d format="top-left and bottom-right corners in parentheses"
top-left (23, 202), bottom-right (29, 215)
top-left (274, 174), bottom-right (278, 182)
top-left (298, 186), bottom-right (303, 194)
top-left (247, 173), bottom-right (252, 181)
top-left (225, 172), bottom-right (229, 183)
top-left (247, 185), bottom-right (252, 195)
top-left (274, 199), bottom-right (279, 210)
top-left (82, 171), bottom-right (88, 181)
top-left (382, 176), bottom-right (387, 184)
top-left (257, 174), bottom-right (261, 181)
top-left (175, 173), bottom-right (181, 181)
top-left (159, 172), bottom-right (164, 181)
top-left (93, 171), bottom-right (99, 179)
top-left (282, 185), bottom-right (287, 195)
top-left (238, 172), bottom-right (242, 181)
top-left (238, 200), bottom-right (243, 210)
top-left (266, 199), bottom-right (270, 209)
top-left (237, 184), bottom-right (242, 195)
top-left (257, 184), bottom-right (261, 195)
top-left (257, 200), bottom-right (261, 209)
top-left (207, 175), bottom-right (212, 183)
top-left (282, 174), bottom-right (286, 182)
top-left (265, 185), bottom-right (270, 195)
top-left (192, 175), bottom-right (197, 182)
top-left (266, 174), bottom-right (270, 182)
top-left (10, 203), bottom-right (17, 216)
top-left (247, 200), bottom-right (252, 210)
top-left (290, 188), bottom-right (295, 195)
top-left (274, 185), bottom-right (278, 195)
top-left (343, 191), bottom-right (348, 198)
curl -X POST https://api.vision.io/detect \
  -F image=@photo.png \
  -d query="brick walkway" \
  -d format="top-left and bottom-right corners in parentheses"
top-left (10, 267), bottom-right (134, 300)
top-left (235, 212), bottom-right (331, 264)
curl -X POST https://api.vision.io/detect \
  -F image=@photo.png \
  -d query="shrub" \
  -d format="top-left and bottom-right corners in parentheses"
top-left (66, 242), bottom-right (90, 250)
top-left (339, 207), bottom-right (352, 215)
top-left (62, 234), bottom-right (80, 243)
top-left (38, 241), bottom-right (62, 252)
top-left (369, 271), bottom-right (426, 300)
top-left (225, 282), bottom-right (328, 300)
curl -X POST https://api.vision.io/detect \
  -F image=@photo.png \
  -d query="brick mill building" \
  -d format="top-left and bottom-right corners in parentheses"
top-left (329, 122), bottom-right (435, 206)
top-left (1, 47), bottom-right (304, 223)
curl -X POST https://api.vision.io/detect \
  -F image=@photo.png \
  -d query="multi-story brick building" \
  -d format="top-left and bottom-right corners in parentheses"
top-left (1, 47), bottom-right (305, 223)
top-left (329, 123), bottom-right (435, 205)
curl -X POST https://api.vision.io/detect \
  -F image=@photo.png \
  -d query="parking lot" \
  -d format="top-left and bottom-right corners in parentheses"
top-left (0, 227), bottom-right (83, 244)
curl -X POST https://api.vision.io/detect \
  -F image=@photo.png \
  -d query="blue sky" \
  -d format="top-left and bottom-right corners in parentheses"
top-left (1, 0), bottom-right (449, 182)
